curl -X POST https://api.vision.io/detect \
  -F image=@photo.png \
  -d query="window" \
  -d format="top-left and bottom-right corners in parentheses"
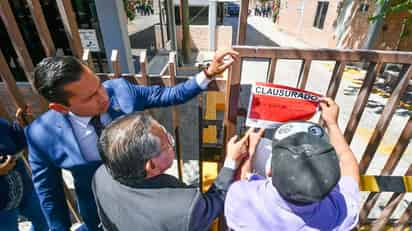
top-left (359, 3), bottom-right (369, 12)
top-left (313, 1), bottom-right (329, 29)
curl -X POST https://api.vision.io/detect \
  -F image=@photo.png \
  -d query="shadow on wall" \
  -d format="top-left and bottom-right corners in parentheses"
top-left (244, 23), bottom-right (279, 47)
top-left (129, 26), bottom-right (156, 49)
top-left (223, 15), bottom-right (279, 47)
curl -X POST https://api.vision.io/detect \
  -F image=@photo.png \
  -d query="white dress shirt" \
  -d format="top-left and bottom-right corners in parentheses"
top-left (195, 71), bottom-right (212, 90)
top-left (68, 112), bottom-right (112, 161)
top-left (68, 72), bottom-right (211, 162)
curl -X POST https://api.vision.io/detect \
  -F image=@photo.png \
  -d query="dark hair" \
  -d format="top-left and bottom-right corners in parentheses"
top-left (34, 56), bottom-right (84, 105)
top-left (98, 112), bottom-right (161, 184)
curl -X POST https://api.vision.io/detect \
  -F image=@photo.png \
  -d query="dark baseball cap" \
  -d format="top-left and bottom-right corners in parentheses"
top-left (271, 121), bottom-right (340, 204)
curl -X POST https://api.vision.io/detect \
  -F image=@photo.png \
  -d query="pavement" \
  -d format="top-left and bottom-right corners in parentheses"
top-left (246, 16), bottom-right (311, 48)
top-left (223, 15), bottom-right (311, 48)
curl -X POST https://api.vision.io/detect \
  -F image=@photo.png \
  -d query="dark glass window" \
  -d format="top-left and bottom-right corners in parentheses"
top-left (359, 3), bottom-right (369, 12)
top-left (313, 1), bottom-right (329, 29)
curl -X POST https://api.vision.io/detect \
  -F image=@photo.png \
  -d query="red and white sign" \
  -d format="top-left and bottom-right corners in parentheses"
top-left (246, 83), bottom-right (322, 128)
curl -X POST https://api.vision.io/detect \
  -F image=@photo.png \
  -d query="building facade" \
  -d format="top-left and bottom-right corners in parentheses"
top-left (276, 0), bottom-right (412, 51)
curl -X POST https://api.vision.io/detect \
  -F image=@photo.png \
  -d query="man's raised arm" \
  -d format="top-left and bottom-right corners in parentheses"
top-left (320, 97), bottom-right (360, 183)
top-left (121, 49), bottom-right (239, 109)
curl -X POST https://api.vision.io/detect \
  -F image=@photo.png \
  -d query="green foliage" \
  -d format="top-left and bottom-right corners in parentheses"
top-left (370, 0), bottom-right (412, 38)
top-left (123, 0), bottom-right (138, 21)
top-left (370, 0), bottom-right (412, 20)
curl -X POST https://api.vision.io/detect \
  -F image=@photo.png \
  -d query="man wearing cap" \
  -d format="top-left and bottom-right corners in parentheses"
top-left (225, 98), bottom-right (360, 231)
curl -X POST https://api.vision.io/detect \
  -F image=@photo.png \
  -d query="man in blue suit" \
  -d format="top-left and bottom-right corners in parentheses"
top-left (25, 49), bottom-right (239, 231)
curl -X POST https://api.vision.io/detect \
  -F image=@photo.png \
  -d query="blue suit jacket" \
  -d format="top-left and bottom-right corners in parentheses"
top-left (0, 119), bottom-right (31, 210)
top-left (25, 78), bottom-right (203, 231)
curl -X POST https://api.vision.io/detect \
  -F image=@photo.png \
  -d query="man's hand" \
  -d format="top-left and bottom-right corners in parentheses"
top-left (320, 97), bottom-right (339, 128)
top-left (239, 128), bottom-right (265, 179)
top-left (226, 133), bottom-right (249, 166)
top-left (204, 49), bottom-right (239, 78)
top-left (248, 128), bottom-right (265, 158)
top-left (320, 97), bottom-right (360, 183)
top-left (16, 105), bottom-right (32, 127)
top-left (0, 155), bottom-right (16, 176)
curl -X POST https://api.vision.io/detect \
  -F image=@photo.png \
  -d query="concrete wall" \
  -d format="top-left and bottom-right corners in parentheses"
top-left (216, 26), bottom-right (233, 49)
top-left (277, 0), bottom-right (339, 48)
top-left (175, 25), bottom-right (232, 50)
top-left (277, 0), bottom-right (412, 51)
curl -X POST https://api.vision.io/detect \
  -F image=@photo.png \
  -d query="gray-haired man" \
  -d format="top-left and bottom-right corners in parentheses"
top-left (92, 112), bottom-right (253, 231)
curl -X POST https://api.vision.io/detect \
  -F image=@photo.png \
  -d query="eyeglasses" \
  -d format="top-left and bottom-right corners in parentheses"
top-left (166, 132), bottom-right (176, 148)
top-left (156, 125), bottom-right (175, 155)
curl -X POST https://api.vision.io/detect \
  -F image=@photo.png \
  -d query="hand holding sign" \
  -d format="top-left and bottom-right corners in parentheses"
top-left (246, 83), bottom-right (322, 128)
top-left (320, 97), bottom-right (339, 127)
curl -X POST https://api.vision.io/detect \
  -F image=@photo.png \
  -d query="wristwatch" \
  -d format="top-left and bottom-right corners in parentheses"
top-left (203, 63), bottom-right (213, 78)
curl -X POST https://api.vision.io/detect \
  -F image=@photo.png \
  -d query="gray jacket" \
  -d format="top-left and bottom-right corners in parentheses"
top-left (92, 165), bottom-right (235, 231)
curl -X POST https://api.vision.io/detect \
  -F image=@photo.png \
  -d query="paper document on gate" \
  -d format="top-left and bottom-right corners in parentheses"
top-left (246, 83), bottom-right (322, 128)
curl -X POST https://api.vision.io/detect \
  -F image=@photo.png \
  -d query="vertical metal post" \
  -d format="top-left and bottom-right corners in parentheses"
top-left (94, 0), bottom-right (135, 73)
top-left (166, 0), bottom-right (179, 64)
top-left (237, 0), bottom-right (249, 45)
top-left (180, 0), bottom-right (191, 63)
top-left (208, 0), bottom-right (217, 51)
top-left (159, 0), bottom-right (165, 48)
